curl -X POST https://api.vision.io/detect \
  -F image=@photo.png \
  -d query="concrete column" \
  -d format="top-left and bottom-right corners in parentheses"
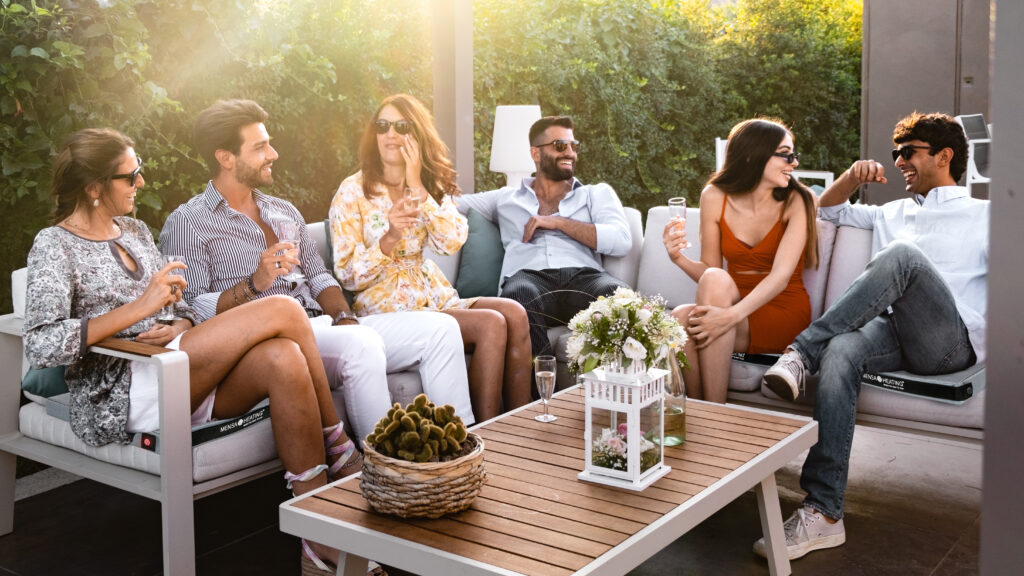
top-left (981, 1), bottom-right (1024, 573)
top-left (432, 0), bottom-right (475, 194)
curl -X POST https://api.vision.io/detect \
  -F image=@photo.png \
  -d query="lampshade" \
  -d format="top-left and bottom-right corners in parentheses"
top-left (489, 105), bottom-right (542, 188)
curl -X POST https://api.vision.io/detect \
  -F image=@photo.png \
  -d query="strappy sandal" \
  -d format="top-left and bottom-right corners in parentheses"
top-left (323, 422), bottom-right (363, 481)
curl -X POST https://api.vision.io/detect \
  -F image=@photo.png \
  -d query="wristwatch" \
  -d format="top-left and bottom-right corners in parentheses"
top-left (333, 311), bottom-right (359, 325)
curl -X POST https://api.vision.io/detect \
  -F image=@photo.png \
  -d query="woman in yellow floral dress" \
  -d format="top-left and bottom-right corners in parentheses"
top-left (329, 94), bottom-right (531, 421)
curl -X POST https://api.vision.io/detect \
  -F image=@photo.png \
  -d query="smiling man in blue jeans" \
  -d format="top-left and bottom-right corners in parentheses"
top-left (757, 112), bottom-right (989, 560)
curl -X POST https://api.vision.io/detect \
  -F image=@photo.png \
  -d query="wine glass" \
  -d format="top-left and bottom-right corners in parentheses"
top-left (667, 197), bottom-right (693, 250)
top-left (274, 218), bottom-right (306, 283)
top-left (534, 355), bottom-right (558, 423)
top-left (156, 255), bottom-right (183, 324)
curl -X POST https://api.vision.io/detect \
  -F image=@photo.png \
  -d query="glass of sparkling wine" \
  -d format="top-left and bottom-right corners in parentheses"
top-left (534, 355), bottom-right (558, 422)
top-left (156, 255), bottom-right (183, 324)
top-left (667, 197), bottom-right (693, 249)
top-left (274, 218), bottom-right (306, 283)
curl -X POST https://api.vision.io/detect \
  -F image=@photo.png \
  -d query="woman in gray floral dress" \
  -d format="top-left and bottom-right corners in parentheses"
top-left (24, 129), bottom-right (361, 569)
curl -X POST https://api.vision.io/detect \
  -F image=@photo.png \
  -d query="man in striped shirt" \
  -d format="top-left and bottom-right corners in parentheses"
top-left (160, 99), bottom-right (475, 443)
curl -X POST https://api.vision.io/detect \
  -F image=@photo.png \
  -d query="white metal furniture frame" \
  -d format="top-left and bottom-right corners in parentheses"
top-left (0, 314), bottom-right (284, 576)
top-left (955, 114), bottom-right (991, 197)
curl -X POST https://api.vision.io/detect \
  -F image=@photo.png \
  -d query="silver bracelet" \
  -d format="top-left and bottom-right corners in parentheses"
top-left (333, 311), bottom-right (359, 324)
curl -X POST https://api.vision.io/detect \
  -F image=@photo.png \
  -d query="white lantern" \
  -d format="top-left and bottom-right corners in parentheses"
top-left (577, 366), bottom-right (671, 491)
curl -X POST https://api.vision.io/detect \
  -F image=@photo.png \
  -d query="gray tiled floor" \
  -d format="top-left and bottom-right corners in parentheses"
top-left (0, 424), bottom-right (981, 575)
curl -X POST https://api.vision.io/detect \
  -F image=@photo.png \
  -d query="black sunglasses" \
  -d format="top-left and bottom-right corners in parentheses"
top-left (891, 145), bottom-right (938, 163)
top-left (772, 151), bottom-right (800, 164)
top-left (534, 139), bottom-right (581, 153)
top-left (110, 156), bottom-right (143, 187)
top-left (373, 119), bottom-right (413, 135)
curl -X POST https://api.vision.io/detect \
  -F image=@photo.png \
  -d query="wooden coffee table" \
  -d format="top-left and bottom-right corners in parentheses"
top-left (280, 387), bottom-right (817, 576)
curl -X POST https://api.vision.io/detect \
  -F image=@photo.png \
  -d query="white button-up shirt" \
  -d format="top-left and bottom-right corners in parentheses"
top-left (455, 178), bottom-right (632, 293)
top-left (819, 186), bottom-right (989, 361)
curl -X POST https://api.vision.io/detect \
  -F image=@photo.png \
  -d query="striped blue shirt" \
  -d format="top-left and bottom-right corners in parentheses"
top-left (158, 181), bottom-right (337, 323)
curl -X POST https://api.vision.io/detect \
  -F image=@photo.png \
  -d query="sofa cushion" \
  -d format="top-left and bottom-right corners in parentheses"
top-left (637, 206), bottom-right (700, 308)
top-left (22, 366), bottom-right (69, 403)
top-left (825, 226), bottom-right (873, 310)
top-left (455, 209), bottom-right (504, 298)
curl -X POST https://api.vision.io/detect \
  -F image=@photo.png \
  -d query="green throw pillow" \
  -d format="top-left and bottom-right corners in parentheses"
top-left (455, 209), bottom-right (505, 298)
top-left (22, 366), bottom-right (68, 398)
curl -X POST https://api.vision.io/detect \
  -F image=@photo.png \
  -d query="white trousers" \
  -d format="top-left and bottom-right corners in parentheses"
top-left (309, 311), bottom-right (473, 443)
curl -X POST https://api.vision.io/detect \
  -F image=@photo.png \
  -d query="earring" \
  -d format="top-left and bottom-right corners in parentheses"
top-left (93, 198), bottom-right (99, 207)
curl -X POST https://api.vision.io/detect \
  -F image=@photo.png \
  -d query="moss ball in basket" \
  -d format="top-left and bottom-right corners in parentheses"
top-left (360, 394), bottom-right (486, 518)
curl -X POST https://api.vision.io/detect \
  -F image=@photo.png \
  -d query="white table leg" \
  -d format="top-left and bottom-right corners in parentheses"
top-left (755, 473), bottom-right (791, 576)
top-left (336, 552), bottom-right (369, 576)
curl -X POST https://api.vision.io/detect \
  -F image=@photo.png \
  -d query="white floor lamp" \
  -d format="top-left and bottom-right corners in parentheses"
top-left (489, 105), bottom-right (542, 188)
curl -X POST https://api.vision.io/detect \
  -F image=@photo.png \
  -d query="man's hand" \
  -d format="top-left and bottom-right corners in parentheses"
top-left (523, 214), bottom-right (560, 243)
top-left (847, 160), bottom-right (887, 185)
top-left (253, 241), bottom-right (297, 292)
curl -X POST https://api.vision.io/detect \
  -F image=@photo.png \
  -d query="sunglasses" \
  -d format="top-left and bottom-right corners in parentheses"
top-left (534, 139), bottom-right (581, 153)
top-left (891, 145), bottom-right (938, 163)
top-left (373, 119), bottom-right (413, 135)
top-left (110, 156), bottom-right (143, 187)
top-left (772, 151), bottom-right (801, 164)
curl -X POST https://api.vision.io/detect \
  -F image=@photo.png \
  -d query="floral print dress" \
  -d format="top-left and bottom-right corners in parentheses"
top-left (329, 171), bottom-right (478, 316)
top-left (23, 218), bottom-right (198, 446)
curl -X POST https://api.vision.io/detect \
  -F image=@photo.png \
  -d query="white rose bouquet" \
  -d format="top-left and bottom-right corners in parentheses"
top-left (566, 287), bottom-right (688, 375)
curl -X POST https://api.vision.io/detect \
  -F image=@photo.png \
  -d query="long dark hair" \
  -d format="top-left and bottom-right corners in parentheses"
top-left (358, 93), bottom-right (459, 204)
top-left (708, 118), bottom-right (818, 269)
top-left (51, 128), bottom-right (135, 224)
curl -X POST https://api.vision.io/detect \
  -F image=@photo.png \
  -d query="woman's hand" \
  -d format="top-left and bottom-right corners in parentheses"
top-left (662, 219), bottom-right (690, 265)
top-left (136, 319), bottom-right (189, 346)
top-left (381, 198), bottom-right (421, 247)
top-left (252, 241), bottom-right (299, 292)
top-left (138, 260), bottom-right (187, 317)
top-left (686, 305), bottom-right (737, 349)
top-left (400, 134), bottom-right (424, 190)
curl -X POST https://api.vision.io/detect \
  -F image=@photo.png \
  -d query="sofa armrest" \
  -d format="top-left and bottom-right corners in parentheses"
top-left (602, 207), bottom-right (644, 287)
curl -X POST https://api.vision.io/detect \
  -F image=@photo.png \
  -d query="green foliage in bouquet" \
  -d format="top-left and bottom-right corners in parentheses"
top-left (365, 394), bottom-right (469, 463)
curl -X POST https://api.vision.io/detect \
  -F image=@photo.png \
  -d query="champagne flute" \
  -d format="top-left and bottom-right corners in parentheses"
top-left (403, 187), bottom-right (422, 239)
top-left (667, 197), bottom-right (693, 250)
top-left (534, 355), bottom-right (558, 423)
top-left (156, 255), bottom-right (183, 324)
top-left (274, 218), bottom-right (306, 283)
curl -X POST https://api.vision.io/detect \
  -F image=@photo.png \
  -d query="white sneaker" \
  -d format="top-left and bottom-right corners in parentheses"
top-left (762, 349), bottom-right (806, 401)
top-left (753, 506), bottom-right (846, 560)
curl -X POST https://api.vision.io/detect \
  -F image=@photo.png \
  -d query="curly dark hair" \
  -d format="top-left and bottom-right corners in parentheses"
top-left (892, 112), bottom-right (968, 182)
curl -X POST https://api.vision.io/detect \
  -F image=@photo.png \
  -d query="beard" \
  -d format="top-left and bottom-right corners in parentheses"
top-left (538, 151), bottom-right (575, 181)
top-left (236, 157), bottom-right (273, 189)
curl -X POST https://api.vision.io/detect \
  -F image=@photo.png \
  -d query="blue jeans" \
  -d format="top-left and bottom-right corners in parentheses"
top-left (791, 241), bottom-right (976, 520)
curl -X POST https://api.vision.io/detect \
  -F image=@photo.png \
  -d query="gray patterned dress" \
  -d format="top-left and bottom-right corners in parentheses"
top-left (24, 217), bottom-right (199, 446)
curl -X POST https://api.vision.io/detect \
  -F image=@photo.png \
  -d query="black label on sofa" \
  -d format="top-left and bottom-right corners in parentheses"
top-left (861, 372), bottom-right (974, 402)
top-left (731, 353), bottom-right (781, 367)
top-left (191, 405), bottom-right (271, 446)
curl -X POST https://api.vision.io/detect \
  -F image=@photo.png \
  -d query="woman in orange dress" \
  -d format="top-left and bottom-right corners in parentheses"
top-left (662, 118), bottom-right (819, 402)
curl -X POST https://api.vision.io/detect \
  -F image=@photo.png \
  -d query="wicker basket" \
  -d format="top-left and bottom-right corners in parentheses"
top-left (360, 432), bottom-right (486, 518)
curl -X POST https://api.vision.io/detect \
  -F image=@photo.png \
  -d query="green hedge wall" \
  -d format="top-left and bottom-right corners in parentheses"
top-left (0, 0), bottom-right (861, 314)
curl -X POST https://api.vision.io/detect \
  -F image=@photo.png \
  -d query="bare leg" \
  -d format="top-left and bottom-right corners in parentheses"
top-left (690, 268), bottom-right (748, 403)
top-left (443, 307), bottom-right (506, 421)
top-left (470, 297), bottom-right (532, 411)
top-left (179, 295), bottom-right (339, 426)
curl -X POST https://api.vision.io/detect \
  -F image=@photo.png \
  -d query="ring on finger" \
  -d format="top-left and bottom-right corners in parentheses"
top-left (275, 261), bottom-right (281, 269)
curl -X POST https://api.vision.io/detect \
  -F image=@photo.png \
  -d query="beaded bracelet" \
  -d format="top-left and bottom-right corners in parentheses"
top-left (245, 274), bottom-right (261, 299)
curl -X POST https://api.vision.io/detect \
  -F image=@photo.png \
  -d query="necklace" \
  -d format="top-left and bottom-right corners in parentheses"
top-left (64, 216), bottom-right (119, 239)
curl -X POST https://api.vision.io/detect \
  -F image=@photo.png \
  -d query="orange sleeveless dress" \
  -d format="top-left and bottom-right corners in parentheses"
top-left (720, 200), bottom-right (810, 354)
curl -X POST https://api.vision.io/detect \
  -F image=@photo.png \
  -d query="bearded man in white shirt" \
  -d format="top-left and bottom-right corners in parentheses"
top-left (757, 112), bottom-right (989, 560)
top-left (456, 116), bottom-right (633, 357)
